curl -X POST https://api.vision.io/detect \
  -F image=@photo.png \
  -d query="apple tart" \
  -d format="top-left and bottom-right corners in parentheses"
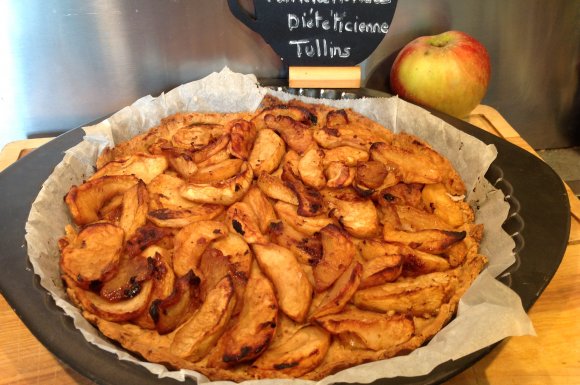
top-left (59, 95), bottom-right (487, 381)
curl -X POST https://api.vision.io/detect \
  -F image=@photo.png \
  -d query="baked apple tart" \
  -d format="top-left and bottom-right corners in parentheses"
top-left (58, 95), bottom-right (487, 381)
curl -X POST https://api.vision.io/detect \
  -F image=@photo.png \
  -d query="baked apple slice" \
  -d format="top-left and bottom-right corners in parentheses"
top-left (226, 202), bottom-right (268, 244)
top-left (132, 246), bottom-right (176, 330)
top-left (267, 221), bottom-right (322, 266)
top-left (251, 325), bottom-right (330, 377)
top-left (180, 162), bottom-right (253, 205)
top-left (310, 260), bottom-right (362, 320)
top-left (99, 253), bottom-right (154, 302)
top-left (188, 134), bottom-right (230, 164)
top-left (324, 161), bottom-right (356, 188)
top-left (421, 183), bottom-right (470, 227)
top-left (170, 275), bottom-right (236, 361)
top-left (90, 153), bottom-right (168, 184)
top-left (257, 172), bottom-right (299, 205)
top-left (316, 306), bottom-right (414, 351)
top-left (65, 175), bottom-right (139, 225)
top-left (322, 188), bottom-right (380, 238)
top-left (273, 201), bottom-right (334, 236)
top-left (211, 233), bottom-right (253, 314)
top-left (65, 276), bottom-right (154, 322)
top-left (151, 270), bottom-right (202, 335)
top-left (119, 180), bottom-right (149, 238)
top-left (172, 220), bottom-right (229, 277)
top-left (360, 254), bottom-right (403, 289)
top-left (227, 119), bottom-right (257, 160)
top-left (353, 270), bottom-right (457, 315)
top-left (264, 114), bottom-right (315, 155)
top-left (322, 146), bottom-right (369, 167)
top-left (298, 148), bottom-right (326, 190)
top-left (252, 243), bottom-right (312, 323)
top-left (248, 128), bottom-right (286, 175)
top-left (382, 227), bottom-right (466, 254)
top-left (281, 162), bottom-right (324, 217)
top-left (189, 159), bottom-right (244, 184)
top-left (313, 224), bottom-right (355, 292)
top-left (241, 187), bottom-right (277, 233)
top-left (60, 222), bottom-right (124, 289)
top-left (210, 264), bottom-right (278, 367)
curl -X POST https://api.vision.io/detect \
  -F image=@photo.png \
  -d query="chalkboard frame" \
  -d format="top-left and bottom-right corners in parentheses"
top-left (227, 0), bottom-right (398, 66)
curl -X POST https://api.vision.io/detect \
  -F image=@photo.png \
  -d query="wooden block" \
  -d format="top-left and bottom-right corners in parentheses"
top-left (289, 66), bottom-right (361, 89)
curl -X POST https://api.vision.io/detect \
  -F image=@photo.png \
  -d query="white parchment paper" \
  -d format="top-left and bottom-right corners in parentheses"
top-left (25, 68), bottom-right (535, 385)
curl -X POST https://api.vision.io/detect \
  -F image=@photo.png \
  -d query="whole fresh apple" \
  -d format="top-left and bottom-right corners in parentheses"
top-left (390, 30), bottom-right (491, 118)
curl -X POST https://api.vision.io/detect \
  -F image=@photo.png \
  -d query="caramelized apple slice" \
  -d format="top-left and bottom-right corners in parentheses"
top-left (403, 249), bottom-right (450, 276)
top-left (90, 153), bottom-right (168, 184)
top-left (355, 238), bottom-right (413, 261)
top-left (124, 224), bottom-right (172, 257)
top-left (199, 247), bottom-right (233, 298)
top-left (189, 134), bottom-right (230, 164)
top-left (151, 270), bottom-right (202, 334)
top-left (212, 233), bottom-right (253, 315)
top-left (65, 175), bottom-right (139, 225)
top-left (99, 254), bottom-right (154, 302)
top-left (172, 220), bottom-right (228, 277)
top-left (170, 275), bottom-right (236, 361)
top-left (310, 260), bottom-right (362, 320)
top-left (322, 188), bottom-right (380, 238)
top-left (60, 222), bottom-right (124, 289)
top-left (298, 148), bottom-right (326, 189)
top-left (189, 159), bottom-right (244, 184)
top-left (324, 161), bottom-right (355, 188)
top-left (248, 128), bottom-right (286, 175)
top-left (131, 246), bottom-right (176, 330)
top-left (252, 104), bottom-right (315, 130)
top-left (210, 265), bottom-right (278, 367)
top-left (360, 254), bottom-right (403, 289)
top-left (180, 162), bottom-right (253, 205)
top-left (67, 277), bottom-right (154, 322)
top-left (226, 202), bottom-right (268, 244)
top-left (316, 306), bottom-right (414, 351)
top-left (314, 124), bottom-right (378, 151)
top-left (394, 204), bottom-right (454, 231)
top-left (273, 201), bottom-right (334, 236)
top-left (252, 243), bottom-right (312, 323)
top-left (421, 183), bottom-right (470, 227)
top-left (281, 162), bottom-right (324, 217)
top-left (353, 271), bottom-right (457, 316)
top-left (382, 227), bottom-right (466, 254)
top-left (256, 172), bottom-right (299, 205)
top-left (313, 224), bottom-right (355, 292)
top-left (264, 114), bottom-right (315, 155)
top-left (227, 119), bottom-right (257, 160)
top-left (147, 173), bottom-right (196, 209)
top-left (251, 325), bottom-right (330, 377)
top-left (268, 221), bottom-right (322, 266)
top-left (355, 160), bottom-right (388, 190)
top-left (242, 187), bottom-right (277, 233)
top-left (119, 180), bottom-right (149, 238)
top-left (322, 146), bottom-right (369, 167)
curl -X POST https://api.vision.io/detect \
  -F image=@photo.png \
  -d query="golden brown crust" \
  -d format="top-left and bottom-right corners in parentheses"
top-left (61, 96), bottom-right (487, 382)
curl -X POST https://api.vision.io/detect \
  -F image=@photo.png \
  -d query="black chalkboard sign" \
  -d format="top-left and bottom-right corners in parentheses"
top-left (228, 0), bottom-right (398, 67)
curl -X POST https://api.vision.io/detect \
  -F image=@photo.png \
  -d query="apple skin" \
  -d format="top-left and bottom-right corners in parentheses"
top-left (390, 31), bottom-right (491, 118)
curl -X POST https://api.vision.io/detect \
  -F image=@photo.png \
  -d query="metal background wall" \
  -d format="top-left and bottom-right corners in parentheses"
top-left (1, 0), bottom-right (578, 149)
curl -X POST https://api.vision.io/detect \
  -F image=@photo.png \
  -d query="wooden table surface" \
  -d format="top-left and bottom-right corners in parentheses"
top-left (1, 105), bottom-right (579, 385)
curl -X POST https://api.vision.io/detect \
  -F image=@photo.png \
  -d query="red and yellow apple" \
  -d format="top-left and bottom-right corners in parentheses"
top-left (390, 30), bottom-right (491, 118)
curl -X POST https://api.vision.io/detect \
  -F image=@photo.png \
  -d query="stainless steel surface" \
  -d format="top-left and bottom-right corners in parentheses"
top-left (538, 147), bottom-right (580, 197)
top-left (1, 0), bottom-right (578, 151)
